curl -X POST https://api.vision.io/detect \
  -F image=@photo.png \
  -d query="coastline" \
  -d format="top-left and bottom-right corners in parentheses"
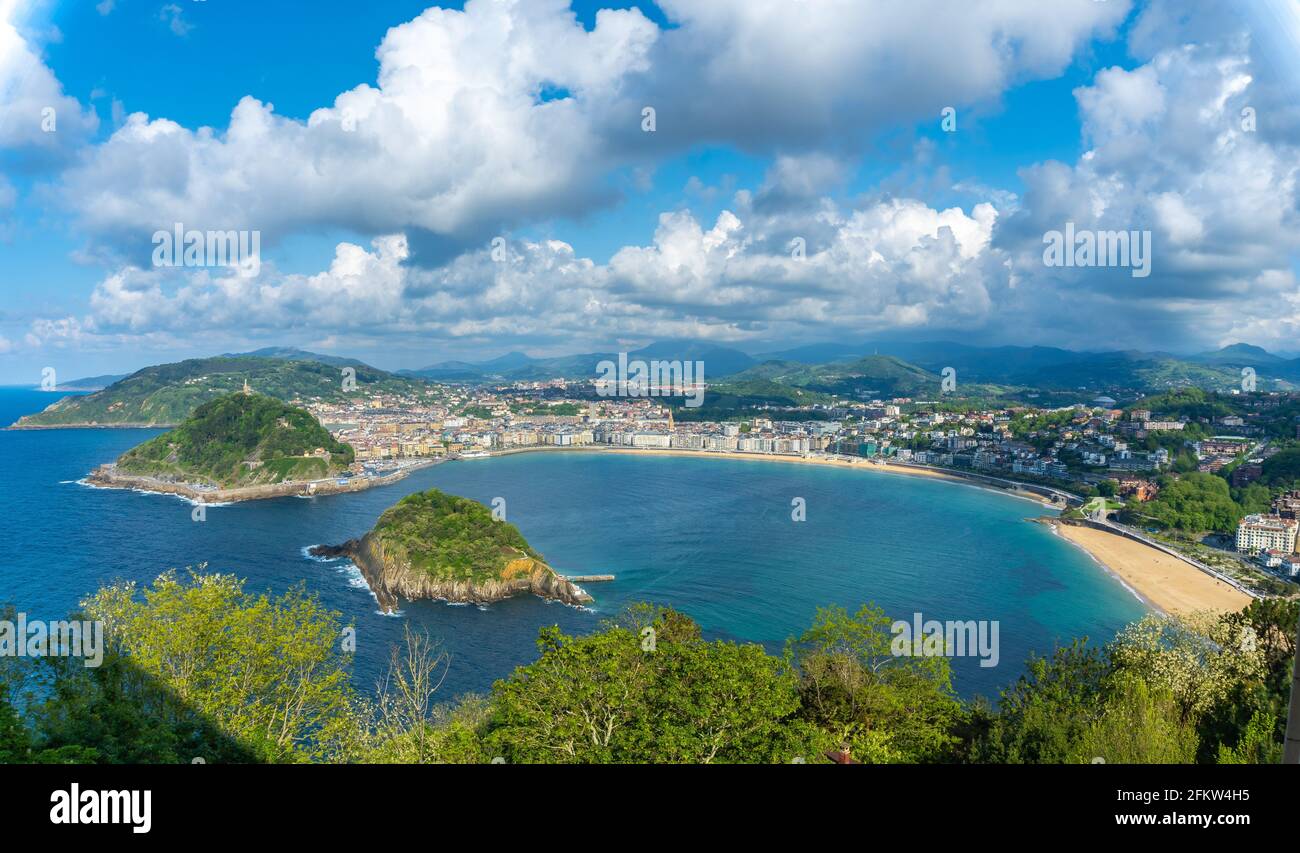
top-left (479, 445), bottom-right (1067, 508)
top-left (77, 437), bottom-right (1256, 616)
top-left (84, 459), bottom-right (440, 504)
top-left (9, 421), bottom-right (176, 430)
top-left (479, 445), bottom-right (1255, 615)
top-left (1045, 519), bottom-right (1252, 615)
top-left (309, 536), bottom-right (593, 612)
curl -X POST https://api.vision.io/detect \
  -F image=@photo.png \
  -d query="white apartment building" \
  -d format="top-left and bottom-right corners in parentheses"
top-left (1236, 514), bottom-right (1299, 554)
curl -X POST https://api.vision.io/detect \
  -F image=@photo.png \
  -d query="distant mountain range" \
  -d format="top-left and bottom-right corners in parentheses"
top-left (55, 373), bottom-right (129, 391)
top-left (399, 339), bottom-right (759, 382)
top-left (22, 339), bottom-right (1300, 429)
top-left (395, 339), bottom-right (1299, 394)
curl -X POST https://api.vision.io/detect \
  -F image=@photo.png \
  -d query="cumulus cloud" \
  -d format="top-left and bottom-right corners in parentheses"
top-left (57, 0), bottom-right (659, 263)
top-left (35, 191), bottom-right (1008, 353)
top-left (0, 0), bottom-right (98, 167)
top-left (14, 0), bottom-right (1300, 360)
top-left (618, 0), bottom-right (1131, 152)
top-left (51, 0), bottom-right (1129, 265)
top-left (994, 35), bottom-right (1300, 351)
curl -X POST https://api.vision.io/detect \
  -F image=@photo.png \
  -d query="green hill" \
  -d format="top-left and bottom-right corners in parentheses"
top-left (12, 355), bottom-right (429, 427)
top-left (310, 489), bottom-right (591, 608)
top-left (713, 355), bottom-right (930, 398)
top-left (114, 392), bottom-right (354, 487)
top-left (371, 490), bottom-right (544, 585)
top-left (717, 355), bottom-right (1011, 401)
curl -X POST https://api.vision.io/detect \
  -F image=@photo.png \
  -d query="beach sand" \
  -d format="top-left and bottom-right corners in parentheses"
top-left (488, 445), bottom-right (1248, 614)
top-left (486, 446), bottom-right (1069, 511)
top-left (1051, 523), bottom-right (1251, 615)
top-left (575, 447), bottom-right (1062, 506)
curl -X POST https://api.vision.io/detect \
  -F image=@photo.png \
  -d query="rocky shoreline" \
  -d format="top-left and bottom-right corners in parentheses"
top-left (9, 421), bottom-right (177, 429)
top-left (85, 462), bottom-right (433, 504)
top-left (308, 536), bottom-right (593, 612)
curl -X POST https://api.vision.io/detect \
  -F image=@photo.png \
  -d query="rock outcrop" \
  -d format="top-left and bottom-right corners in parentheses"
top-left (309, 534), bottom-right (592, 612)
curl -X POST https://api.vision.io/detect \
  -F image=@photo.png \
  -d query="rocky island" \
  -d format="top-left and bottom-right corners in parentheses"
top-left (310, 489), bottom-right (593, 611)
top-left (86, 390), bottom-right (383, 502)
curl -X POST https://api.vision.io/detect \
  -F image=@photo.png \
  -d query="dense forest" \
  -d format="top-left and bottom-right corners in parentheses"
top-left (371, 490), bottom-right (544, 583)
top-left (116, 392), bottom-right (354, 487)
top-left (15, 356), bottom-right (428, 427)
top-left (2, 571), bottom-right (1294, 764)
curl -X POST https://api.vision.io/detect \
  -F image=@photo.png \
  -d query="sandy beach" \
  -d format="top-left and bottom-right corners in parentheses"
top-left (1050, 522), bottom-right (1251, 615)
top-left (488, 445), bottom-right (1252, 614)
top-left (485, 445), bottom-right (1065, 507)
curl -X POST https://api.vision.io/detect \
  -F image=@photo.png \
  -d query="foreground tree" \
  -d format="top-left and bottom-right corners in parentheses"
top-left (74, 570), bottom-right (362, 763)
top-left (1069, 677), bottom-right (1199, 764)
top-left (972, 640), bottom-right (1110, 764)
top-left (789, 604), bottom-right (963, 763)
top-left (484, 606), bottom-right (822, 763)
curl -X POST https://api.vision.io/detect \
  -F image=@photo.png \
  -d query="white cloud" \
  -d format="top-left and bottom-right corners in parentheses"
top-left (995, 40), bottom-right (1300, 350)
top-left (42, 193), bottom-right (1008, 352)
top-left (15, 0), bottom-right (1300, 359)
top-left (52, 0), bottom-right (1128, 262)
top-left (58, 0), bottom-right (659, 259)
top-left (158, 4), bottom-right (193, 38)
top-left (616, 0), bottom-right (1131, 151)
top-left (0, 0), bottom-right (99, 161)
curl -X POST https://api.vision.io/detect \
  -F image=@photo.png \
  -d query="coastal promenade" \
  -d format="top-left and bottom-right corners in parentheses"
top-left (1073, 516), bottom-right (1258, 599)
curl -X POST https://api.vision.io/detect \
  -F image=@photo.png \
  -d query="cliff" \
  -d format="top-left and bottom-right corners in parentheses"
top-left (309, 489), bottom-right (593, 611)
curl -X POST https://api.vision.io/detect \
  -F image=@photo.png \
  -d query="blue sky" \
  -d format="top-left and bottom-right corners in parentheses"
top-left (1, 0), bottom-right (1299, 383)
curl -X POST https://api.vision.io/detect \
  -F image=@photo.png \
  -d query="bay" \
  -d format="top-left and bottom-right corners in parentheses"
top-left (0, 386), bottom-right (1145, 701)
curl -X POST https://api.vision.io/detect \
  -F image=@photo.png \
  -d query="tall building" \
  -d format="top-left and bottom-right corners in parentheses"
top-left (1235, 514), bottom-right (1299, 554)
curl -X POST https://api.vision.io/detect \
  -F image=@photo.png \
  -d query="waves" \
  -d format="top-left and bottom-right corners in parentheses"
top-left (70, 477), bottom-right (233, 507)
top-left (300, 545), bottom-right (402, 617)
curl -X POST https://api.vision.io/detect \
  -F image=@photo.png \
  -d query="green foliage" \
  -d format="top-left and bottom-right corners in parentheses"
top-left (1216, 710), bottom-right (1283, 764)
top-left (15, 356), bottom-right (430, 427)
top-left (7, 571), bottom-right (1293, 765)
top-left (483, 607), bottom-right (822, 763)
top-left (1068, 677), bottom-right (1199, 764)
top-left (973, 640), bottom-right (1109, 763)
top-left (508, 402), bottom-right (582, 416)
top-left (1234, 482), bottom-right (1274, 514)
top-left (116, 392), bottom-right (352, 487)
top-left (693, 378), bottom-right (835, 410)
top-left (362, 625), bottom-right (490, 764)
top-left (1127, 472), bottom-right (1243, 532)
top-left (75, 571), bottom-right (361, 763)
top-left (1108, 613), bottom-right (1266, 720)
top-left (787, 605), bottom-right (963, 763)
top-left (1128, 388), bottom-right (1237, 421)
top-left (0, 685), bottom-right (29, 763)
top-left (1261, 448), bottom-right (1300, 489)
top-left (714, 355), bottom-right (1019, 408)
top-left (372, 490), bottom-right (542, 583)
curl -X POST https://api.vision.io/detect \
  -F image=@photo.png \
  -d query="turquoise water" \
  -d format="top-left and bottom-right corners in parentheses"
top-left (0, 387), bottom-right (1145, 700)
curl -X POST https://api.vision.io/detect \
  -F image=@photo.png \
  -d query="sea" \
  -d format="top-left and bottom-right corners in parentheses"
top-left (0, 386), bottom-right (1146, 701)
